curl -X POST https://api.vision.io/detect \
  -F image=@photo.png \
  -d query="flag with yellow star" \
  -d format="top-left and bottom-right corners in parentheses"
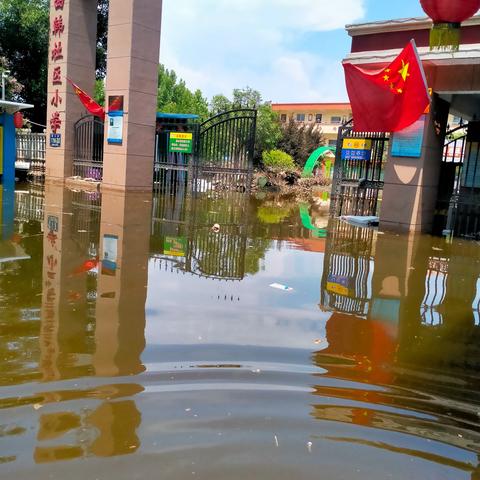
top-left (343, 40), bottom-right (430, 132)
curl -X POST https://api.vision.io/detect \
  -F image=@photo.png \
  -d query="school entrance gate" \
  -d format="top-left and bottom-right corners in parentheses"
top-left (153, 109), bottom-right (257, 194)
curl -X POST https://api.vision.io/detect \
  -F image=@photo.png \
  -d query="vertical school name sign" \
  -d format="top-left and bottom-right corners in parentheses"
top-left (49, 0), bottom-right (66, 148)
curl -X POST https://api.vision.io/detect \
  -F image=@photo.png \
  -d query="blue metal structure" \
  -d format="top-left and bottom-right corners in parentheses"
top-left (0, 112), bottom-right (16, 189)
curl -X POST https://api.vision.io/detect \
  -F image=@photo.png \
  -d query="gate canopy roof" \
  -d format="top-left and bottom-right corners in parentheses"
top-left (0, 100), bottom-right (34, 115)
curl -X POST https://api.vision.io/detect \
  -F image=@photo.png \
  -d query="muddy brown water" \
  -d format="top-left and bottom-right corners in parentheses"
top-left (0, 183), bottom-right (480, 479)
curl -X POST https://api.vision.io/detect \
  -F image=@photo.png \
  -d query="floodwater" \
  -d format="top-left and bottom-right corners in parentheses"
top-left (1, 182), bottom-right (480, 480)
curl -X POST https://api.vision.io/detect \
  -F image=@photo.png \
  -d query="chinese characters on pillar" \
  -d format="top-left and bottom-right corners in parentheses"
top-left (49, 1), bottom-right (65, 147)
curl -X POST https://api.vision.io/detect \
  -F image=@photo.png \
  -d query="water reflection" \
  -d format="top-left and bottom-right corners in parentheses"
top-left (1, 185), bottom-right (480, 478)
top-left (317, 219), bottom-right (480, 478)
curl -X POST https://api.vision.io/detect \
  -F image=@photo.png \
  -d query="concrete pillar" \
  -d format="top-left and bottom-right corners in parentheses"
top-left (45, 0), bottom-right (97, 179)
top-left (102, 0), bottom-right (163, 191)
top-left (93, 188), bottom-right (151, 376)
top-left (379, 95), bottom-right (450, 233)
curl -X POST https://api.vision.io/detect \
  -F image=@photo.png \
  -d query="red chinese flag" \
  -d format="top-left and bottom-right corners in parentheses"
top-left (343, 40), bottom-right (430, 132)
top-left (67, 78), bottom-right (105, 119)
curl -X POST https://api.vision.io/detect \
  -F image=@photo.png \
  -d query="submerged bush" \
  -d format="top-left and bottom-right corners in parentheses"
top-left (262, 150), bottom-right (295, 171)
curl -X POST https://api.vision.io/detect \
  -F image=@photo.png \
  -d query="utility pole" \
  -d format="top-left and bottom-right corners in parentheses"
top-left (1, 70), bottom-right (10, 101)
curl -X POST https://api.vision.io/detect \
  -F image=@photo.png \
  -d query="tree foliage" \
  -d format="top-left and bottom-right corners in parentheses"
top-left (96, 0), bottom-right (109, 79)
top-left (157, 65), bottom-right (209, 119)
top-left (209, 87), bottom-right (282, 164)
top-left (0, 0), bottom-right (49, 127)
top-left (0, 0), bottom-right (108, 128)
top-left (277, 118), bottom-right (325, 168)
top-left (262, 149), bottom-right (295, 171)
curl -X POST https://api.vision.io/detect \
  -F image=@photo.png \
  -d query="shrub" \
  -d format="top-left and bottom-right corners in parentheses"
top-left (262, 150), bottom-right (295, 171)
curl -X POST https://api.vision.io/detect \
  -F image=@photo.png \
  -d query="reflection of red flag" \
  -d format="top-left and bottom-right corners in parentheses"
top-left (66, 78), bottom-right (105, 119)
top-left (72, 258), bottom-right (98, 275)
top-left (343, 40), bottom-right (430, 132)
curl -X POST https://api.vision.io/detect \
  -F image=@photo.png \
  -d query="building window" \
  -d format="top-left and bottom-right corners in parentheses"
top-left (316, 114), bottom-right (322, 124)
top-left (308, 114), bottom-right (313, 122)
top-left (328, 139), bottom-right (337, 147)
top-left (331, 116), bottom-right (342, 124)
top-left (296, 113), bottom-right (305, 122)
top-left (280, 114), bottom-right (287, 123)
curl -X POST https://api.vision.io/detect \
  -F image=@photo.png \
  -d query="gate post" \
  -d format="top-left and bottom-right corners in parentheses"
top-left (379, 94), bottom-right (450, 233)
top-left (102, 0), bottom-right (163, 191)
top-left (45, 0), bottom-right (97, 180)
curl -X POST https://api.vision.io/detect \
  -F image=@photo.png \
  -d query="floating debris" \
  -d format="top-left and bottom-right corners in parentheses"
top-left (270, 283), bottom-right (293, 292)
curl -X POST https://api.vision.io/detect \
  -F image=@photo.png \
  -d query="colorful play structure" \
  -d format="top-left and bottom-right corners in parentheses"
top-left (302, 146), bottom-right (335, 178)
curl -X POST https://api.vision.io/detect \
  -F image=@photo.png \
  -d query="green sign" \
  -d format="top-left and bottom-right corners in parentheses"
top-left (164, 236), bottom-right (187, 257)
top-left (168, 132), bottom-right (193, 154)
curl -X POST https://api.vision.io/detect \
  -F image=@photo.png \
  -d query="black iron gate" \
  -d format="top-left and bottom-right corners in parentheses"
top-left (197, 109), bottom-right (257, 191)
top-left (73, 115), bottom-right (104, 180)
top-left (153, 109), bottom-right (257, 194)
top-left (330, 120), bottom-right (389, 217)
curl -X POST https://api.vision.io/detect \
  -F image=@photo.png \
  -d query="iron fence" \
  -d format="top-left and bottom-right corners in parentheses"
top-left (16, 133), bottom-right (46, 177)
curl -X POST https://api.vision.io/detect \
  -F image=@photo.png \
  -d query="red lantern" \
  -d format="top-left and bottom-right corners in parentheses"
top-left (420, 0), bottom-right (480, 50)
top-left (13, 111), bottom-right (24, 129)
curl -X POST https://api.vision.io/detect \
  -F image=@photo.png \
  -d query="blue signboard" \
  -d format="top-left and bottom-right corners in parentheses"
top-left (50, 133), bottom-right (61, 148)
top-left (341, 149), bottom-right (371, 161)
top-left (391, 115), bottom-right (426, 158)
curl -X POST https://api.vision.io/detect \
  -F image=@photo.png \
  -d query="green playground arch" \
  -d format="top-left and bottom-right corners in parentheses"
top-left (299, 203), bottom-right (327, 238)
top-left (302, 146), bottom-right (336, 178)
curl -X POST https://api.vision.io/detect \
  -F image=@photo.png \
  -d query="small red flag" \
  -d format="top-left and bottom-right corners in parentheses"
top-left (343, 40), bottom-right (430, 133)
top-left (66, 78), bottom-right (105, 119)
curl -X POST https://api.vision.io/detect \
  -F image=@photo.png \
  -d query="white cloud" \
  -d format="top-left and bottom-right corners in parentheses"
top-left (160, 0), bottom-right (366, 103)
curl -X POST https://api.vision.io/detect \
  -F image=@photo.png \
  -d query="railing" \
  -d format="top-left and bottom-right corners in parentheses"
top-left (16, 133), bottom-right (46, 176)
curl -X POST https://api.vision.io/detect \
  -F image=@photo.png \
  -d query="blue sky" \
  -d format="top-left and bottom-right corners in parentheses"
top-left (161, 0), bottom-right (426, 103)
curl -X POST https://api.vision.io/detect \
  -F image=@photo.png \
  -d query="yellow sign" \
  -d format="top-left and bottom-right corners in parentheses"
top-left (342, 138), bottom-right (372, 150)
top-left (0, 126), bottom-right (3, 176)
top-left (170, 132), bottom-right (193, 141)
top-left (327, 282), bottom-right (350, 297)
top-left (169, 132), bottom-right (193, 153)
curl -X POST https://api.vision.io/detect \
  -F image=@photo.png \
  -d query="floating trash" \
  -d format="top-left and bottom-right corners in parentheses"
top-left (269, 283), bottom-right (293, 292)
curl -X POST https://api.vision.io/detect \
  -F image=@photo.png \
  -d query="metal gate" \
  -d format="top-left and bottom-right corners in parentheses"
top-left (438, 121), bottom-right (480, 239)
top-left (196, 108), bottom-right (257, 191)
top-left (330, 120), bottom-right (389, 217)
top-left (153, 109), bottom-right (257, 194)
top-left (73, 115), bottom-right (104, 180)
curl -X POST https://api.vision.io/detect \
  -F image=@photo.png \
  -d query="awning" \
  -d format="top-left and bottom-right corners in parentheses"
top-left (0, 100), bottom-right (34, 115)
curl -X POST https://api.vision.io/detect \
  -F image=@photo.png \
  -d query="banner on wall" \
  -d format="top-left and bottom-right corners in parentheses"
top-left (107, 95), bottom-right (124, 145)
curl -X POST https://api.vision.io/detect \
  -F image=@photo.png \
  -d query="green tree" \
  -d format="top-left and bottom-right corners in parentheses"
top-left (0, 0), bottom-right (49, 127)
top-left (157, 65), bottom-right (209, 119)
top-left (255, 104), bottom-right (282, 161)
top-left (96, 0), bottom-right (109, 79)
top-left (210, 94), bottom-right (231, 115)
top-left (209, 88), bottom-right (281, 164)
top-left (0, 0), bottom-right (108, 128)
top-left (278, 118), bottom-right (324, 167)
top-left (94, 79), bottom-right (105, 106)
top-left (232, 86), bottom-right (262, 108)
